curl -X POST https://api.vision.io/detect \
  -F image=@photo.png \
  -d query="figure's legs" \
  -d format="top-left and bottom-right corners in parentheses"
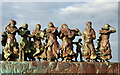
top-left (55, 59), bottom-right (58, 62)
top-left (22, 50), bottom-right (24, 61)
top-left (79, 50), bottom-right (84, 62)
top-left (91, 59), bottom-right (94, 62)
top-left (37, 58), bottom-right (40, 61)
top-left (2, 50), bottom-right (5, 60)
top-left (69, 57), bottom-right (73, 62)
top-left (86, 58), bottom-right (90, 62)
top-left (19, 49), bottom-right (22, 61)
top-left (32, 58), bottom-right (35, 61)
top-left (6, 58), bottom-right (10, 61)
top-left (75, 52), bottom-right (78, 62)
top-left (43, 58), bottom-right (47, 62)
top-left (62, 57), bottom-right (67, 62)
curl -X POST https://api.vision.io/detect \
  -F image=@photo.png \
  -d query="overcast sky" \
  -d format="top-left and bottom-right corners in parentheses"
top-left (0, 0), bottom-right (119, 62)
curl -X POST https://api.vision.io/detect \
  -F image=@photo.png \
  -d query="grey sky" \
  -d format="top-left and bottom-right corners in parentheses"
top-left (0, 0), bottom-right (119, 62)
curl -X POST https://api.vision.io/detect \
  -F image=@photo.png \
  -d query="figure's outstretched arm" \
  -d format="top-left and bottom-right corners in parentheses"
top-left (79, 43), bottom-right (84, 49)
top-left (72, 28), bottom-right (82, 36)
top-left (72, 42), bottom-right (77, 44)
top-left (59, 30), bottom-right (63, 39)
top-left (92, 29), bottom-right (96, 39)
top-left (109, 25), bottom-right (116, 33)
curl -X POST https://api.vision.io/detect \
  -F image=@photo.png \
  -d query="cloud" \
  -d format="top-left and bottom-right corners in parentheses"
top-left (59, 2), bottom-right (117, 14)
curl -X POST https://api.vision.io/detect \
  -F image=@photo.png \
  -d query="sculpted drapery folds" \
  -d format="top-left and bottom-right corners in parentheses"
top-left (98, 24), bottom-right (116, 62)
top-left (31, 24), bottom-right (46, 61)
top-left (2, 20), bottom-right (19, 61)
top-left (59, 24), bottom-right (82, 62)
top-left (82, 21), bottom-right (97, 62)
top-left (45, 22), bottom-right (61, 61)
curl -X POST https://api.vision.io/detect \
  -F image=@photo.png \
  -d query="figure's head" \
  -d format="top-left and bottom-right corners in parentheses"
top-left (86, 21), bottom-right (92, 28)
top-left (10, 20), bottom-right (16, 26)
top-left (48, 22), bottom-right (54, 27)
top-left (103, 24), bottom-right (109, 30)
top-left (62, 24), bottom-right (68, 28)
top-left (23, 23), bottom-right (28, 29)
top-left (78, 38), bottom-right (82, 42)
top-left (36, 24), bottom-right (41, 30)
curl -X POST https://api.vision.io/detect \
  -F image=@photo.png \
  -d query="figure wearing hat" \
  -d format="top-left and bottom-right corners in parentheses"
top-left (98, 24), bottom-right (116, 62)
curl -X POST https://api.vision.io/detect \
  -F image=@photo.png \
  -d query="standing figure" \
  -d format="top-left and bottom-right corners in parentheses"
top-left (98, 24), bottom-right (116, 62)
top-left (31, 24), bottom-right (45, 61)
top-left (72, 38), bottom-right (84, 62)
top-left (82, 21), bottom-right (96, 62)
top-left (59, 24), bottom-right (81, 62)
top-left (44, 22), bottom-right (61, 61)
top-left (18, 23), bottom-right (32, 61)
top-left (2, 20), bottom-right (19, 61)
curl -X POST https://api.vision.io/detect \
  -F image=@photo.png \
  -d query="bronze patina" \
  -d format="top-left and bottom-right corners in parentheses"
top-left (82, 22), bottom-right (97, 62)
top-left (1, 20), bottom-right (116, 62)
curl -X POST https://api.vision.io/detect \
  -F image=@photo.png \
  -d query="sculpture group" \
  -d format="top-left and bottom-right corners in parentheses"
top-left (1, 20), bottom-right (116, 62)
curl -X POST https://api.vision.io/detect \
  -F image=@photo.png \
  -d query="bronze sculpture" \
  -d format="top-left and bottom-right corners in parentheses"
top-left (98, 24), bottom-right (116, 62)
top-left (18, 23), bottom-right (33, 61)
top-left (82, 21), bottom-right (97, 62)
top-left (72, 38), bottom-right (84, 62)
top-left (2, 20), bottom-right (19, 61)
top-left (44, 22), bottom-right (61, 61)
top-left (59, 24), bottom-right (82, 62)
top-left (31, 24), bottom-right (46, 61)
top-left (1, 20), bottom-right (116, 62)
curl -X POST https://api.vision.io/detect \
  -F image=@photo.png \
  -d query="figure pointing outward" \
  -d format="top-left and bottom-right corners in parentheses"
top-left (82, 21), bottom-right (97, 62)
top-left (98, 24), bottom-right (116, 62)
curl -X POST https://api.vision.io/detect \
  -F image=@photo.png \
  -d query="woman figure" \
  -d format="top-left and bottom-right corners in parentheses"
top-left (45, 22), bottom-right (61, 61)
top-left (98, 24), bottom-right (116, 62)
top-left (59, 24), bottom-right (81, 62)
top-left (2, 20), bottom-right (19, 61)
top-left (32, 24), bottom-right (45, 61)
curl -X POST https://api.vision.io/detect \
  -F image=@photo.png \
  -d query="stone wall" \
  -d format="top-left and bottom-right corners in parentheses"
top-left (0, 61), bottom-right (119, 74)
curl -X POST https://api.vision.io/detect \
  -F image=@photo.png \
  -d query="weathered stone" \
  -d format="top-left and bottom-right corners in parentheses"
top-left (118, 63), bottom-right (120, 75)
top-left (0, 61), bottom-right (119, 74)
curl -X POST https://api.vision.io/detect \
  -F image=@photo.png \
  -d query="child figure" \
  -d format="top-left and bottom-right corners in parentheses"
top-left (73, 38), bottom-right (84, 62)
